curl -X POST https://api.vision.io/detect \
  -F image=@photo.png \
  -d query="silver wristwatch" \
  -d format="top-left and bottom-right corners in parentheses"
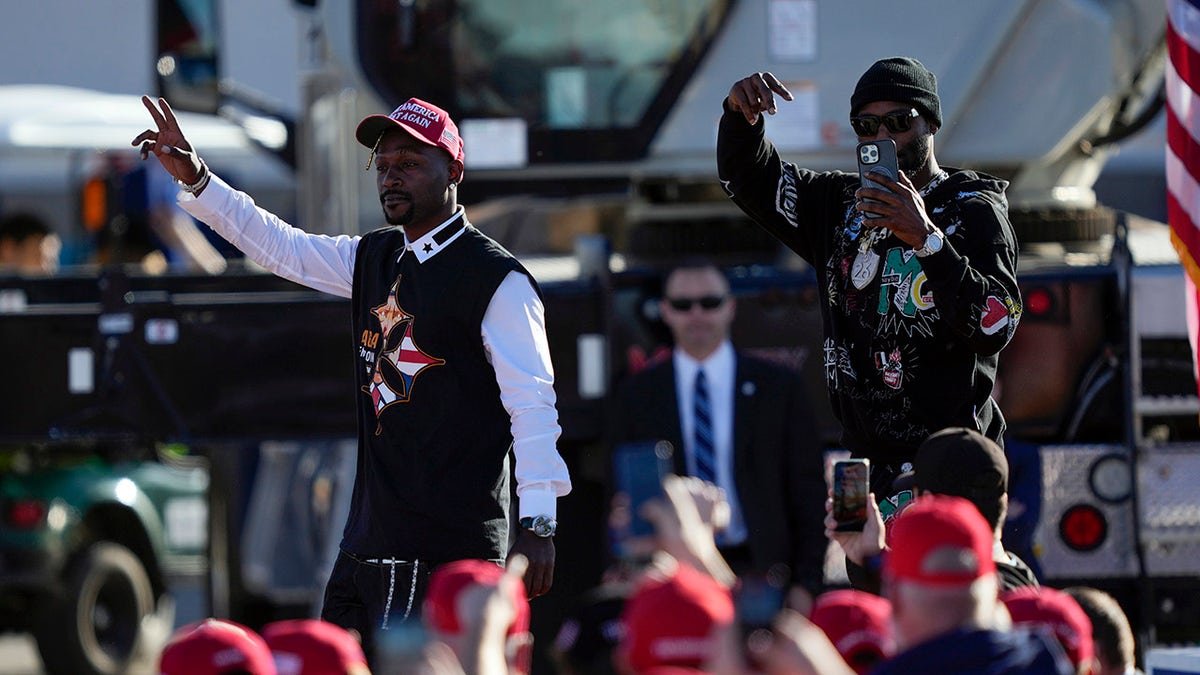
top-left (519, 514), bottom-right (557, 538)
top-left (915, 227), bottom-right (945, 257)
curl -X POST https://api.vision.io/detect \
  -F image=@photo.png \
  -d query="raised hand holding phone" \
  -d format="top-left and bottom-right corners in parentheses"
top-left (831, 459), bottom-right (870, 532)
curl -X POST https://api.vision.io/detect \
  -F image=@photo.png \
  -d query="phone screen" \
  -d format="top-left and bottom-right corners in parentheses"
top-left (611, 441), bottom-right (674, 556)
top-left (832, 459), bottom-right (870, 532)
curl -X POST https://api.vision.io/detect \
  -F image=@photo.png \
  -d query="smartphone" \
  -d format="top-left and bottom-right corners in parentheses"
top-left (735, 570), bottom-right (787, 668)
top-left (735, 571), bottom-right (786, 636)
top-left (832, 458), bottom-right (870, 532)
top-left (612, 441), bottom-right (675, 555)
top-left (857, 139), bottom-right (899, 218)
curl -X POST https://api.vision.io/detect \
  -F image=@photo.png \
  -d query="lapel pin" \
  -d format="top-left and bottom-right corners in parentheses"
top-left (742, 382), bottom-right (756, 396)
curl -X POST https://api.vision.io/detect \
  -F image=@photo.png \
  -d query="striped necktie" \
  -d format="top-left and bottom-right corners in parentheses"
top-left (693, 368), bottom-right (716, 483)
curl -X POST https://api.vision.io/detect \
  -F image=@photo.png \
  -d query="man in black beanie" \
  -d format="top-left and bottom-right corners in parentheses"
top-left (716, 58), bottom-right (1022, 503)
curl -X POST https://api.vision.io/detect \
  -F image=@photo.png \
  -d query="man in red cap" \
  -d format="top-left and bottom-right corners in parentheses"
top-left (261, 619), bottom-right (371, 675)
top-left (872, 495), bottom-right (1073, 674)
top-left (423, 557), bottom-right (534, 674)
top-left (614, 561), bottom-right (735, 674)
top-left (1003, 586), bottom-right (1095, 675)
top-left (808, 589), bottom-right (895, 674)
top-left (159, 618), bottom-right (277, 675)
top-left (133, 96), bottom-right (571, 658)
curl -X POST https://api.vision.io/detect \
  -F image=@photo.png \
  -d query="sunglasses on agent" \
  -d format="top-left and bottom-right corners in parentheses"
top-left (850, 108), bottom-right (920, 137)
top-left (666, 295), bottom-right (727, 311)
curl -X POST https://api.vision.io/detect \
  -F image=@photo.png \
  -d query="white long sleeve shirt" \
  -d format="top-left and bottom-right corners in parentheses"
top-left (178, 175), bottom-right (571, 518)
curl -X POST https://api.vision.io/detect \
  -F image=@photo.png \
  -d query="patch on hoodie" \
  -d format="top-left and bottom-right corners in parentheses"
top-left (776, 162), bottom-right (801, 228)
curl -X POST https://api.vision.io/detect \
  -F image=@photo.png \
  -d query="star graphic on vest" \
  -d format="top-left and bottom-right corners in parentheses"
top-left (364, 277), bottom-right (445, 426)
top-left (423, 242), bottom-right (433, 253)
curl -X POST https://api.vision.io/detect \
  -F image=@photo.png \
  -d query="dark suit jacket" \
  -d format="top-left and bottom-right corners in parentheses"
top-left (612, 351), bottom-right (826, 592)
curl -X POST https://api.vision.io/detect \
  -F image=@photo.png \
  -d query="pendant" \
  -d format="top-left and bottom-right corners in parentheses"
top-left (852, 249), bottom-right (880, 289)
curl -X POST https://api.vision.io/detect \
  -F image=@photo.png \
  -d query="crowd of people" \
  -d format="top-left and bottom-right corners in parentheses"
top-left (122, 50), bottom-right (1148, 675)
top-left (155, 441), bottom-right (1139, 674)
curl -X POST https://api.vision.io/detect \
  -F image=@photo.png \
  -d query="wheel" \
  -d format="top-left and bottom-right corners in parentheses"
top-left (33, 541), bottom-right (155, 675)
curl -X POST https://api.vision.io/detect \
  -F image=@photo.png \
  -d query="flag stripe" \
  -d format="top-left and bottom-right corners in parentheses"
top-left (1168, 0), bottom-right (1200, 402)
top-left (1166, 6), bottom-right (1200, 92)
top-left (1166, 117), bottom-right (1200, 239)
top-left (1168, 11), bottom-right (1200, 285)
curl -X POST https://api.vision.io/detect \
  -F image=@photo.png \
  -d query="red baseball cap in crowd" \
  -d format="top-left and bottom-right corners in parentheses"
top-left (619, 562), bottom-right (735, 672)
top-left (1002, 586), bottom-right (1094, 671)
top-left (809, 589), bottom-right (896, 675)
top-left (883, 494), bottom-right (996, 586)
top-left (261, 619), bottom-right (369, 675)
top-left (159, 618), bottom-right (277, 675)
top-left (355, 98), bottom-right (465, 164)
top-left (423, 559), bottom-right (530, 636)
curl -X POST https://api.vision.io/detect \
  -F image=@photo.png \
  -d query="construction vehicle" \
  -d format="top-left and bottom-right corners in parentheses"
top-left (0, 1), bottom-right (1195, 672)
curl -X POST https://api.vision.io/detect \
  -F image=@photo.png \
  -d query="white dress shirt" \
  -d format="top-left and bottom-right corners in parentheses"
top-left (672, 340), bottom-right (748, 545)
top-left (179, 175), bottom-right (571, 518)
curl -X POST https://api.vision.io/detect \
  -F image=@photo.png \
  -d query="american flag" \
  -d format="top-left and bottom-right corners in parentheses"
top-left (1167, 0), bottom-right (1200, 397)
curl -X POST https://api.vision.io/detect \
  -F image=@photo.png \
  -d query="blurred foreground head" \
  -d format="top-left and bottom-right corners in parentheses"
top-left (159, 618), bottom-right (277, 675)
top-left (261, 618), bottom-right (370, 675)
top-left (423, 558), bottom-right (532, 674)
top-left (616, 561), bottom-right (734, 673)
top-left (883, 494), bottom-right (998, 649)
top-left (809, 589), bottom-right (896, 674)
top-left (1003, 586), bottom-right (1094, 675)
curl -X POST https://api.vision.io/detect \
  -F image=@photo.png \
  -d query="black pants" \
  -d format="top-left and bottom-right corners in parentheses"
top-left (320, 550), bottom-right (437, 661)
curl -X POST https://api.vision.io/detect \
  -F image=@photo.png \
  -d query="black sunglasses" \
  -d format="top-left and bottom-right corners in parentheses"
top-left (666, 295), bottom-right (727, 311)
top-left (850, 108), bottom-right (919, 137)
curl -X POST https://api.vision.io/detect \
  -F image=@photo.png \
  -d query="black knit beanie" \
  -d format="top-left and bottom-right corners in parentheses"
top-left (850, 57), bottom-right (942, 128)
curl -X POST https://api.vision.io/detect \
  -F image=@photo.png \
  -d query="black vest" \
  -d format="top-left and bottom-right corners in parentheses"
top-left (342, 215), bottom-right (535, 560)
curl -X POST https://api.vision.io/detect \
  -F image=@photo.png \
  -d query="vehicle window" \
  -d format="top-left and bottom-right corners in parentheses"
top-left (357, 0), bottom-right (733, 161)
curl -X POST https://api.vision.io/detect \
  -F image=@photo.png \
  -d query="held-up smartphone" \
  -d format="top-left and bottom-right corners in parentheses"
top-left (735, 572), bottom-right (786, 636)
top-left (612, 441), bottom-right (675, 556)
top-left (857, 139), bottom-right (899, 218)
top-left (735, 569), bottom-right (788, 667)
top-left (831, 458), bottom-right (871, 532)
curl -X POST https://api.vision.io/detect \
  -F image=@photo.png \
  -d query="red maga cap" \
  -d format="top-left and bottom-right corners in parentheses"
top-left (883, 494), bottom-right (996, 586)
top-left (620, 562), bottom-right (734, 671)
top-left (810, 589), bottom-right (896, 674)
top-left (159, 618), bottom-right (277, 675)
top-left (423, 559), bottom-right (530, 636)
top-left (261, 619), bottom-right (367, 675)
top-left (1002, 586), bottom-right (1094, 670)
top-left (355, 98), bottom-right (464, 163)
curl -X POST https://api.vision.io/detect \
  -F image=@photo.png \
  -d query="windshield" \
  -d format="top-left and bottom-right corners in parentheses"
top-left (357, 0), bottom-right (733, 163)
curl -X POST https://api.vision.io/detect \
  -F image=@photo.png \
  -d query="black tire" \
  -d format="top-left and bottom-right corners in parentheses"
top-left (33, 542), bottom-right (154, 675)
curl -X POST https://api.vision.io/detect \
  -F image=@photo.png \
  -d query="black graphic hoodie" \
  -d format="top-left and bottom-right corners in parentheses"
top-left (717, 102), bottom-right (1021, 466)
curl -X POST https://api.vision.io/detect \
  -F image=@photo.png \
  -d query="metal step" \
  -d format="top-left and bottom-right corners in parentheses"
top-left (1135, 395), bottom-right (1200, 417)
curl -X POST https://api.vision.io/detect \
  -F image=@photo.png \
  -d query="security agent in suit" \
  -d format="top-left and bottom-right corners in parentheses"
top-left (613, 261), bottom-right (827, 609)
